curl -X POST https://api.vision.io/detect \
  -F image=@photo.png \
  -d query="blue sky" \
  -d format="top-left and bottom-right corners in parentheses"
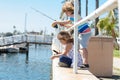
top-left (0, 0), bottom-right (106, 34)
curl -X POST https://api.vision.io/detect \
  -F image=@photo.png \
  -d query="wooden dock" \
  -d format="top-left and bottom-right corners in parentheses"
top-left (51, 43), bottom-right (99, 80)
top-left (52, 58), bottom-right (99, 80)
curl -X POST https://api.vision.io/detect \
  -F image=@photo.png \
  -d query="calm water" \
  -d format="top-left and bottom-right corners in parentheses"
top-left (0, 45), bottom-right (52, 80)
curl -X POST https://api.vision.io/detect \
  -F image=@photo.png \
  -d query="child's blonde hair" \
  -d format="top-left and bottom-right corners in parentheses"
top-left (57, 31), bottom-right (73, 43)
top-left (62, 2), bottom-right (74, 14)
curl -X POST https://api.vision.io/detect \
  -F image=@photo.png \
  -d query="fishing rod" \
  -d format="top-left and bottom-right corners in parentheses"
top-left (31, 7), bottom-right (56, 21)
top-left (31, 7), bottom-right (58, 28)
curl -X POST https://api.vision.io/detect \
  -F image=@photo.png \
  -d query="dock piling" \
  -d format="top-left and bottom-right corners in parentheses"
top-left (25, 43), bottom-right (29, 63)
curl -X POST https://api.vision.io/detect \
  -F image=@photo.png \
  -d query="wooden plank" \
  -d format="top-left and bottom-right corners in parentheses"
top-left (52, 58), bottom-right (99, 80)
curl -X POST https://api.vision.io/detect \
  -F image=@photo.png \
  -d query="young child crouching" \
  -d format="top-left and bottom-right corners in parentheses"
top-left (51, 31), bottom-right (82, 67)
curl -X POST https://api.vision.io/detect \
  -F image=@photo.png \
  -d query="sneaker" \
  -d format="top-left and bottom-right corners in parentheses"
top-left (58, 62), bottom-right (69, 67)
top-left (79, 64), bottom-right (89, 70)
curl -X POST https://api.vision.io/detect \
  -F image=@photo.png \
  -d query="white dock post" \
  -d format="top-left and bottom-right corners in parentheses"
top-left (73, 0), bottom-right (79, 74)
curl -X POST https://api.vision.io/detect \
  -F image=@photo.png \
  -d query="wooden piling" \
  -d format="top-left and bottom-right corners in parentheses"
top-left (26, 43), bottom-right (29, 63)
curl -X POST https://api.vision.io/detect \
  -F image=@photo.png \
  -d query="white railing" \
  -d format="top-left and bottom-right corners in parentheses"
top-left (73, 0), bottom-right (79, 74)
top-left (70, 0), bottom-right (118, 73)
top-left (0, 34), bottom-right (53, 46)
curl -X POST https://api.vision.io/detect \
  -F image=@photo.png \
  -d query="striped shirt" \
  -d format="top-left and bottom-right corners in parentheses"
top-left (70, 17), bottom-right (91, 34)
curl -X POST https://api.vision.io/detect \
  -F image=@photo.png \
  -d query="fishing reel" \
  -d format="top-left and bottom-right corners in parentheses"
top-left (52, 23), bottom-right (58, 28)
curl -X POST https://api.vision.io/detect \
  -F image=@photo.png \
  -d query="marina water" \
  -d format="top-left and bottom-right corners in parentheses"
top-left (0, 44), bottom-right (52, 80)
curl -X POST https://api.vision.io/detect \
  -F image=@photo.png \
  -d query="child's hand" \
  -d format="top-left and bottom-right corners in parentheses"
top-left (52, 21), bottom-right (65, 27)
top-left (52, 21), bottom-right (58, 27)
top-left (50, 55), bottom-right (56, 60)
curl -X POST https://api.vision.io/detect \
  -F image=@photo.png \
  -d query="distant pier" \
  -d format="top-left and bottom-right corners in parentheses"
top-left (0, 34), bottom-right (52, 47)
top-left (0, 34), bottom-right (52, 53)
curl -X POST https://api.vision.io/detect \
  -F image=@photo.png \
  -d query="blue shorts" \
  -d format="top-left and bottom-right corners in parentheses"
top-left (59, 55), bottom-right (72, 67)
top-left (78, 32), bottom-right (91, 48)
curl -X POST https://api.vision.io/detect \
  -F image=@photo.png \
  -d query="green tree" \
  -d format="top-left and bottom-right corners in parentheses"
top-left (13, 25), bottom-right (17, 35)
top-left (113, 8), bottom-right (119, 30)
top-left (40, 30), bottom-right (43, 35)
top-left (90, 22), bottom-right (95, 28)
top-left (97, 10), bottom-right (119, 49)
top-left (5, 32), bottom-right (13, 37)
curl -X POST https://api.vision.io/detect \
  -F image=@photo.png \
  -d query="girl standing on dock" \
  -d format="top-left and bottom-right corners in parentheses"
top-left (52, 2), bottom-right (91, 69)
top-left (51, 31), bottom-right (82, 67)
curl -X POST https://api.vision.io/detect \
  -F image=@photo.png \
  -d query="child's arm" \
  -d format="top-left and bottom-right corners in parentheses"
top-left (52, 20), bottom-right (72, 27)
top-left (55, 20), bottom-right (71, 24)
top-left (62, 43), bottom-right (72, 55)
top-left (63, 23), bottom-right (73, 28)
top-left (51, 43), bottom-right (73, 60)
top-left (51, 53), bottom-right (63, 60)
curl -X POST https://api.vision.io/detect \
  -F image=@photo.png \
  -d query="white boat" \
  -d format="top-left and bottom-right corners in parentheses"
top-left (6, 48), bottom-right (19, 53)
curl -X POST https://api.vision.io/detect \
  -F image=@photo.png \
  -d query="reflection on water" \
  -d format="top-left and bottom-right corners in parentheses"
top-left (0, 45), bottom-right (52, 80)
